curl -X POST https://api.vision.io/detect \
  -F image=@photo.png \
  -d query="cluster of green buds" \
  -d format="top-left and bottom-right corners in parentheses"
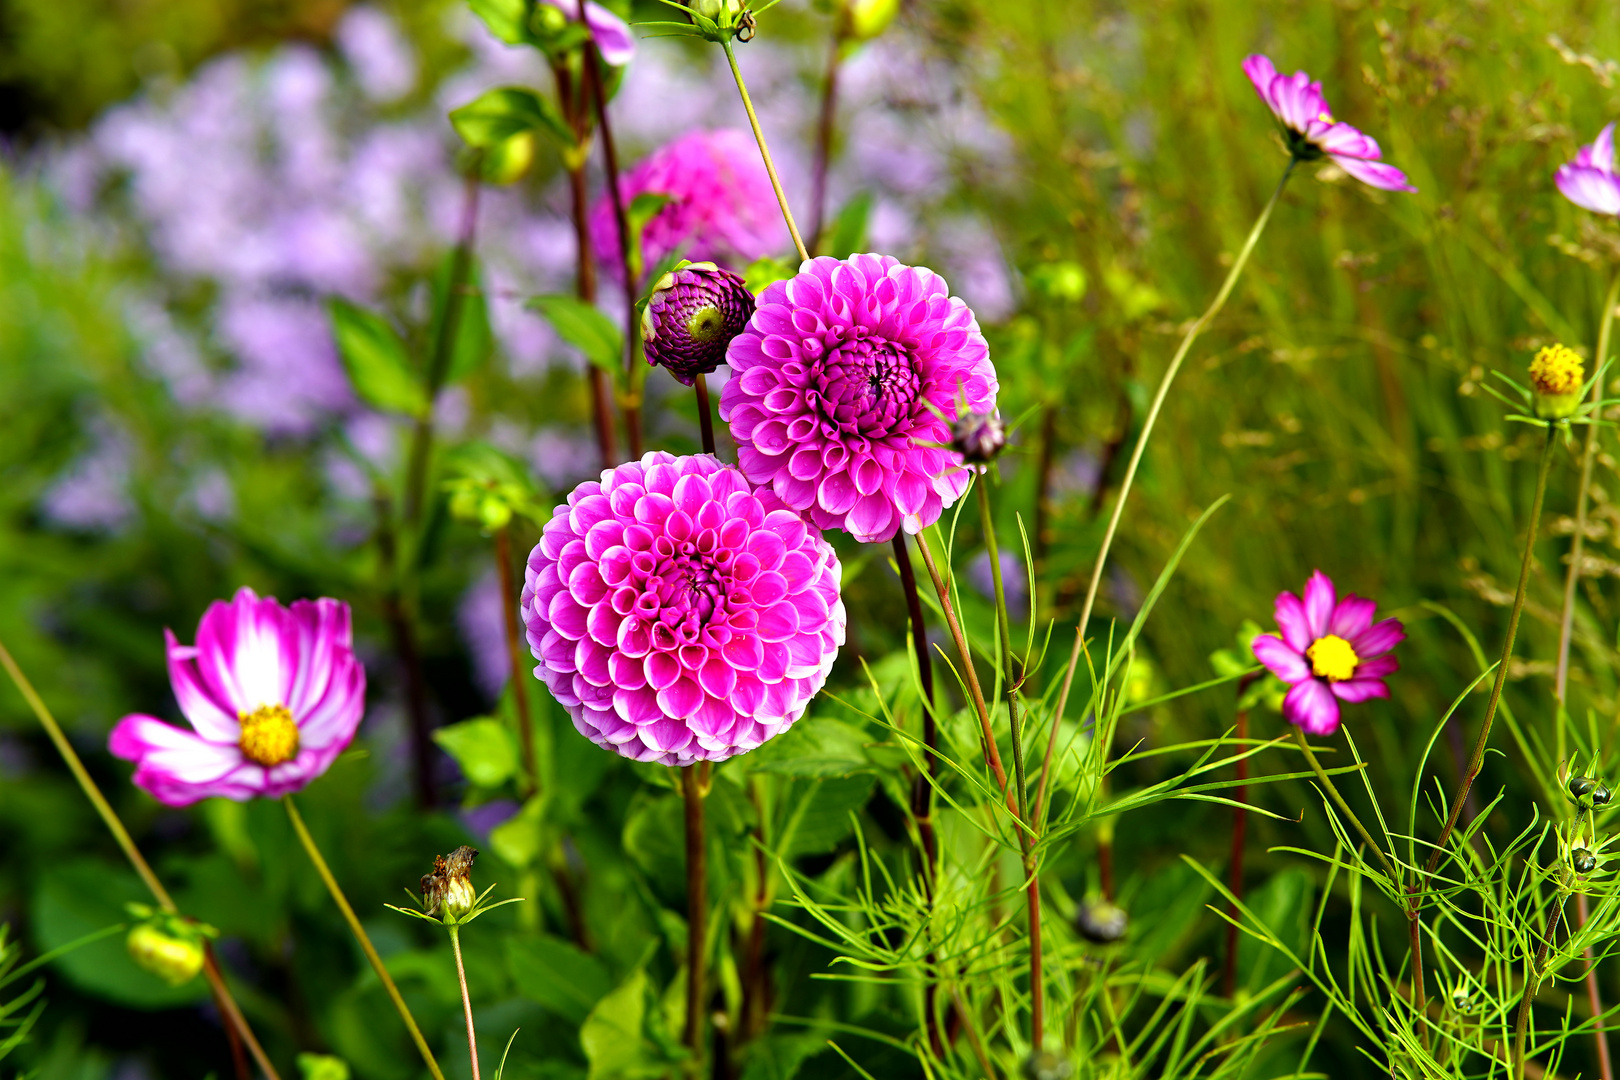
top-left (1558, 765), bottom-right (1614, 880)
top-left (388, 845), bottom-right (523, 928)
top-left (125, 904), bottom-right (217, 987)
top-left (442, 442), bottom-right (547, 534)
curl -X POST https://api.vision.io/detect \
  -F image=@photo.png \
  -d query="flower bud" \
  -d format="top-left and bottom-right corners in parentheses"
top-left (1571, 775), bottom-right (1596, 799)
top-left (1451, 984), bottom-right (1474, 1013)
top-left (421, 846), bottom-right (480, 920)
top-left (1075, 897), bottom-right (1128, 944)
top-left (1021, 1051), bottom-right (1074, 1080)
top-left (1594, 784), bottom-right (1613, 808)
top-left (641, 262), bottom-right (756, 386)
top-left (1573, 847), bottom-right (1598, 875)
top-left (1530, 343), bottom-right (1584, 420)
top-left (839, 0), bottom-right (899, 41)
top-left (126, 913), bottom-right (211, 987)
top-left (950, 408), bottom-right (1006, 464)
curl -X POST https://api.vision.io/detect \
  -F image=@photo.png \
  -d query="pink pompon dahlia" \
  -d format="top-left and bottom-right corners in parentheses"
top-left (719, 253), bottom-right (998, 543)
top-left (109, 588), bottom-right (366, 806)
top-left (522, 451), bottom-right (845, 766)
top-left (1557, 123), bottom-right (1620, 215)
top-left (1251, 571), bottom-right (1404, 736)
top-left (1242, 54), bottom-right (1417, 193)
top-left (589, 129), bottom-right (788, 277)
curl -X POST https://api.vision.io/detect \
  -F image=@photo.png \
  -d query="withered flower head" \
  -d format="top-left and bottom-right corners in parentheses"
top-left (421, 846), bottom-right (480, 920)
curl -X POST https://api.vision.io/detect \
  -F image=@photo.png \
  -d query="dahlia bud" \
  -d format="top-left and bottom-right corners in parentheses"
top-left (124, 906), bottom-right (215, 987)
top-left (950, 408), bottom-right (1006, 464)
top-left (422, 846), bottom-right (480, 921)
top-left (1530, 343), bottom-right (1584, 419)
top-left (1075, 897), bottom-right (1128, 944)
top-left (1021, 1051), bottom-right (1074, 1080)
top-left (641, 262), bottom-right (756, 386)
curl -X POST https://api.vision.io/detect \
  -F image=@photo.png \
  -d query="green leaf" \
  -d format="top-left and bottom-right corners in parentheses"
top-left (779, 775), bottom-right (875, 858)
top-left (581, 968), bottom-right (658, 1079)
top-left (742, 717), bottom-right (871, 777)
top-left (508, 935), bottom-right (612, 1024)
top-left (743, 256), bottom-right (799, 296)
top-left (820, 192), bottom-right (871, 259)
top-left (431, 253), bottom-right (493, 384)
top-left (296, 1054), bottom-right (352, 1080)
top-left (450, 87), bottom-right (574, 150)
top-left (433, 717), bottom-right (520, 788)
top-left (527, 295), bottom-right (624, 376)
top-left (489, 795), bottom-right (545, 868)
top-left (625, 193), bottom-right (674, 282)
top-left (468, 0), bottom-right (537, 46)
top-left (328, 299), bottom-right (427, 416)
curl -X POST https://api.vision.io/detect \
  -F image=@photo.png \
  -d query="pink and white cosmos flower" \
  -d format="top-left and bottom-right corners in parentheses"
top-left (1251, 570), bottom-right (1404, 737)
top-left (1242, 54), bottom-right (1417, 193)
top-left (109, 588), bottom-right (366, 806)
top-left (1556, 123), bottom-right (1620, 216)
top-left (523, 452), bottom-right (845, 766)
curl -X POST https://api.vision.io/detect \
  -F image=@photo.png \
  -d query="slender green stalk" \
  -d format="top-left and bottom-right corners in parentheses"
top-left (682, 764), bottom-right (709, 1072)
top-left (1291, 729), bottom-right (1400, 887)
top-left (1555, 271), bottom-right (1620, 703)
top-left (1043, 160), bottom-right (1297, 777)
top-left (1426, 423), bottom-right (1560, 875)
top-left (284, 796), bottom-right (447, 1080)
top-left (0, 639), bottom-right (282, 1080)
top-left (721, 40), bottom-right (810, 263)
top-left (448, 926), bottom-right (480, 1080)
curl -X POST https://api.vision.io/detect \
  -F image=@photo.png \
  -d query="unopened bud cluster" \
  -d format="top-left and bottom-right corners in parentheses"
top-left (951, 408), bottom-right (1006, 464)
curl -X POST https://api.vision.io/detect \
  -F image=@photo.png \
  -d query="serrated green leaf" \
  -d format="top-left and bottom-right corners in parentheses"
top-left (527, 295), bottom-right (624, 376)
top-left (433, 717), bottom-right (519, 788)
top-left (328, 299), bottom-right (427, 416)
top-left (450, 87), bottom-right (574, 150)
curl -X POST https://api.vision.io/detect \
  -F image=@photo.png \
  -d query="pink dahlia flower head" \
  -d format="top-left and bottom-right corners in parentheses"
top-left (590, 129), bottom-right (788, 278)
top-left (1251, 570), bottom-right (1404, 737)
top-left (1242, 54), bottom-right (1417, 193)
top-left (522, 451), bottom-right (846, 766)
top-left (720, 254), bottom-right (998, 543)
top-left (1557, 123), bottom-right (1620, 215)
top-left (109, 588), bottom-right (366, 806)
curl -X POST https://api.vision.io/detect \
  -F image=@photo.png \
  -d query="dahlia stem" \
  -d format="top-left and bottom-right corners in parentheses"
top-left (682, 763), bottom-right (710, 1071)
top-left (891, 532), bottom-right (942, 1058)
top-left (720, 39), bottom-right (810, 264)
top-left (1426, 422), bottom-right (1559, 875)
top-left (448, 925), bottom-right (480, 1080)
top-left (284, 796), bottom-right (447, 1080)
top-left (553, 56), bottom-right (618, 468)
top-left (1555, 271), bottom-right (1620, 703)
top-left (1290, 728), bottom-right (1400, 888)
top-left (582, 31), bottom-right (643, 458)
top-left (1222, 673), bottom-right (1258, 999)
top-left (740, 775), bottom-right (772, 1041)
top-left (695, 376), bottom-right (717, 456)
top-left (1043, 159), bottom-right (1296, 778)
top-left (0, 639), bottom-right (282, 1080)
top-left (807, 33), bottom-right (842, 249)
top-left (375, 492), bottom-right (437, 808)
top-left (495, 526), bottom-right (537, 797)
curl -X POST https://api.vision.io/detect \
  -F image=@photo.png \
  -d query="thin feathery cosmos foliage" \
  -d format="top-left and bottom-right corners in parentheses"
top-left (8, 2), bottom-right (1620, 1080)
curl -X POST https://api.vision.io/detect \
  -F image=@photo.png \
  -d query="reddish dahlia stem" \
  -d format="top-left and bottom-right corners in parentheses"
top-left (695, 377), bottom-right (717, 456)
top-left (808, 34), bottom-right (842, 249)
top-left (683, 764), bottom-right (710, 1070)
top-left (553, 58), bottom-right (617, 468)
top-left (495, 526), bottom-right (537, 795)
top-left (741, 775), bottom-right (772, 1042)
top-left (1577, 892), bottom-right (1615, 1080)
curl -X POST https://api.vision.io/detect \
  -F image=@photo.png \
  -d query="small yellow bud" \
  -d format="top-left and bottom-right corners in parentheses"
top-left (841, 0), bottom-right (899, 41)
top-left (126, 916), bottom-right (211, 986)
top-left (1530, 343), bottom-right (1584, 419)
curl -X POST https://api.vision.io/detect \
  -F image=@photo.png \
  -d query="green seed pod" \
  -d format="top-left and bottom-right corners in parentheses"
top-left (1573, 848), bottom-right (1598, 875)
top-left (1571, 775), bottom-right (1596, 799)
top-left (126, 921), bottom-right (207, 986)
top-left (1021, 1051), bottom-right (1075, 1080)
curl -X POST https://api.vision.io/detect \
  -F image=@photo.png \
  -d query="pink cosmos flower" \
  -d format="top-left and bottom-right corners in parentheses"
top-left (1557, 123), bottom-right (1620, 215)
top-left (108, 588), bottom-right (366, 806)
top-left (719, 254), bottom-right (998, 543)
top-left (589, 129), bottom-right (787, 277)
top-left (541, 0), bottom-right (635, 66)
top-left (522, 451), bottom-right (845, 766)
top-left (1242, 54), bottom-right (1417, 193)
top-left (1251, 571), bottom-right (1404, 736)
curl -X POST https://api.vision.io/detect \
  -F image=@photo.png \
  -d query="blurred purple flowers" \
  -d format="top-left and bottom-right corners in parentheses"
top-left (590, 129), bottom-right (788, 276)
top-left (109, 588), bottom-right (367, 806)
top-left (1557, 123), bottom-right (1620, 215)
top-left (1252, 571), bottom-right (1404, 736)
top-left (1242, 54), bottom-right (1416, 193)
top-left (720, 254), bottom-right (998, 543)
top-left (522, 452), bottom-right (845, 766)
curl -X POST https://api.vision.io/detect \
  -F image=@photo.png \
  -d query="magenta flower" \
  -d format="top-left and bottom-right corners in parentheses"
top-left (522, 451), bottom-right (845, 766)
top-left (541, 0), bottom-right (635, 66)
top-left (589, 129), bottom-right (787, 277)
top-left (719, 254), bottom-right (998, 543)
top-left (1557, 123), bottom-right (1620, 215)
top-left (1242, 54), bottom-right (1417, 193)
top-left (1251, 571), bottom-right (1404, 736)
top-left (109, 588), bottom-right (366, 806)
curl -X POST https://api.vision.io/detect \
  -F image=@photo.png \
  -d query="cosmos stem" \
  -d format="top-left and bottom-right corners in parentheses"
top-left (284, 796), bottom-right (447, 1080)
top-left (1290, 728), bottom-right (1400, 886)
top-left (448, 925), bottom-right (480, 1080)
top-left (721, 40), bottom-right (811, 264)
top-left (0, 638), bottom-right (282, 1080)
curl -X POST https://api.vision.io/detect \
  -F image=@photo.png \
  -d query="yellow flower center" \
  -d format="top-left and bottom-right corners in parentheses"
top-left (1530, 343), bottom-right (1584, 397)
top-left (238, 704), bottom-right (299, 767)
top-left (1317, 111), bottom-right (1335, 124)
top-left (1306, 635), bottom-right (1359, 682)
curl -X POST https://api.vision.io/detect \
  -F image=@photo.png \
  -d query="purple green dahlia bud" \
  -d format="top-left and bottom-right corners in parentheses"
top-left (950, 408), bottom-right (1005, 464)
top-left (641, 261), bottom-right (756, 386)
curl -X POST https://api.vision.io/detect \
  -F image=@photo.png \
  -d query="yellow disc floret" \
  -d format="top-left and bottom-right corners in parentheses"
top-left (238, 704), bottom-right (299, 767)
top-left (1306, 635), bottom-right (1359, 682)
top-left (1530, 344), bottom-right (1584, 398)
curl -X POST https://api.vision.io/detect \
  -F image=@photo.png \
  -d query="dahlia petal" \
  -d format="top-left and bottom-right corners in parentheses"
top-left (1283, 678), bottom-right (1341, 736)
top-left (846, 493), bottom-right (896, 543)
top-left (1251, 633), bottom-right (1310, 684)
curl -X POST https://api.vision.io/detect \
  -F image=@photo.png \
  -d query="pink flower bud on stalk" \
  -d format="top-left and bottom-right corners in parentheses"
top-left (642, 262), bottom-right (756, 385)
